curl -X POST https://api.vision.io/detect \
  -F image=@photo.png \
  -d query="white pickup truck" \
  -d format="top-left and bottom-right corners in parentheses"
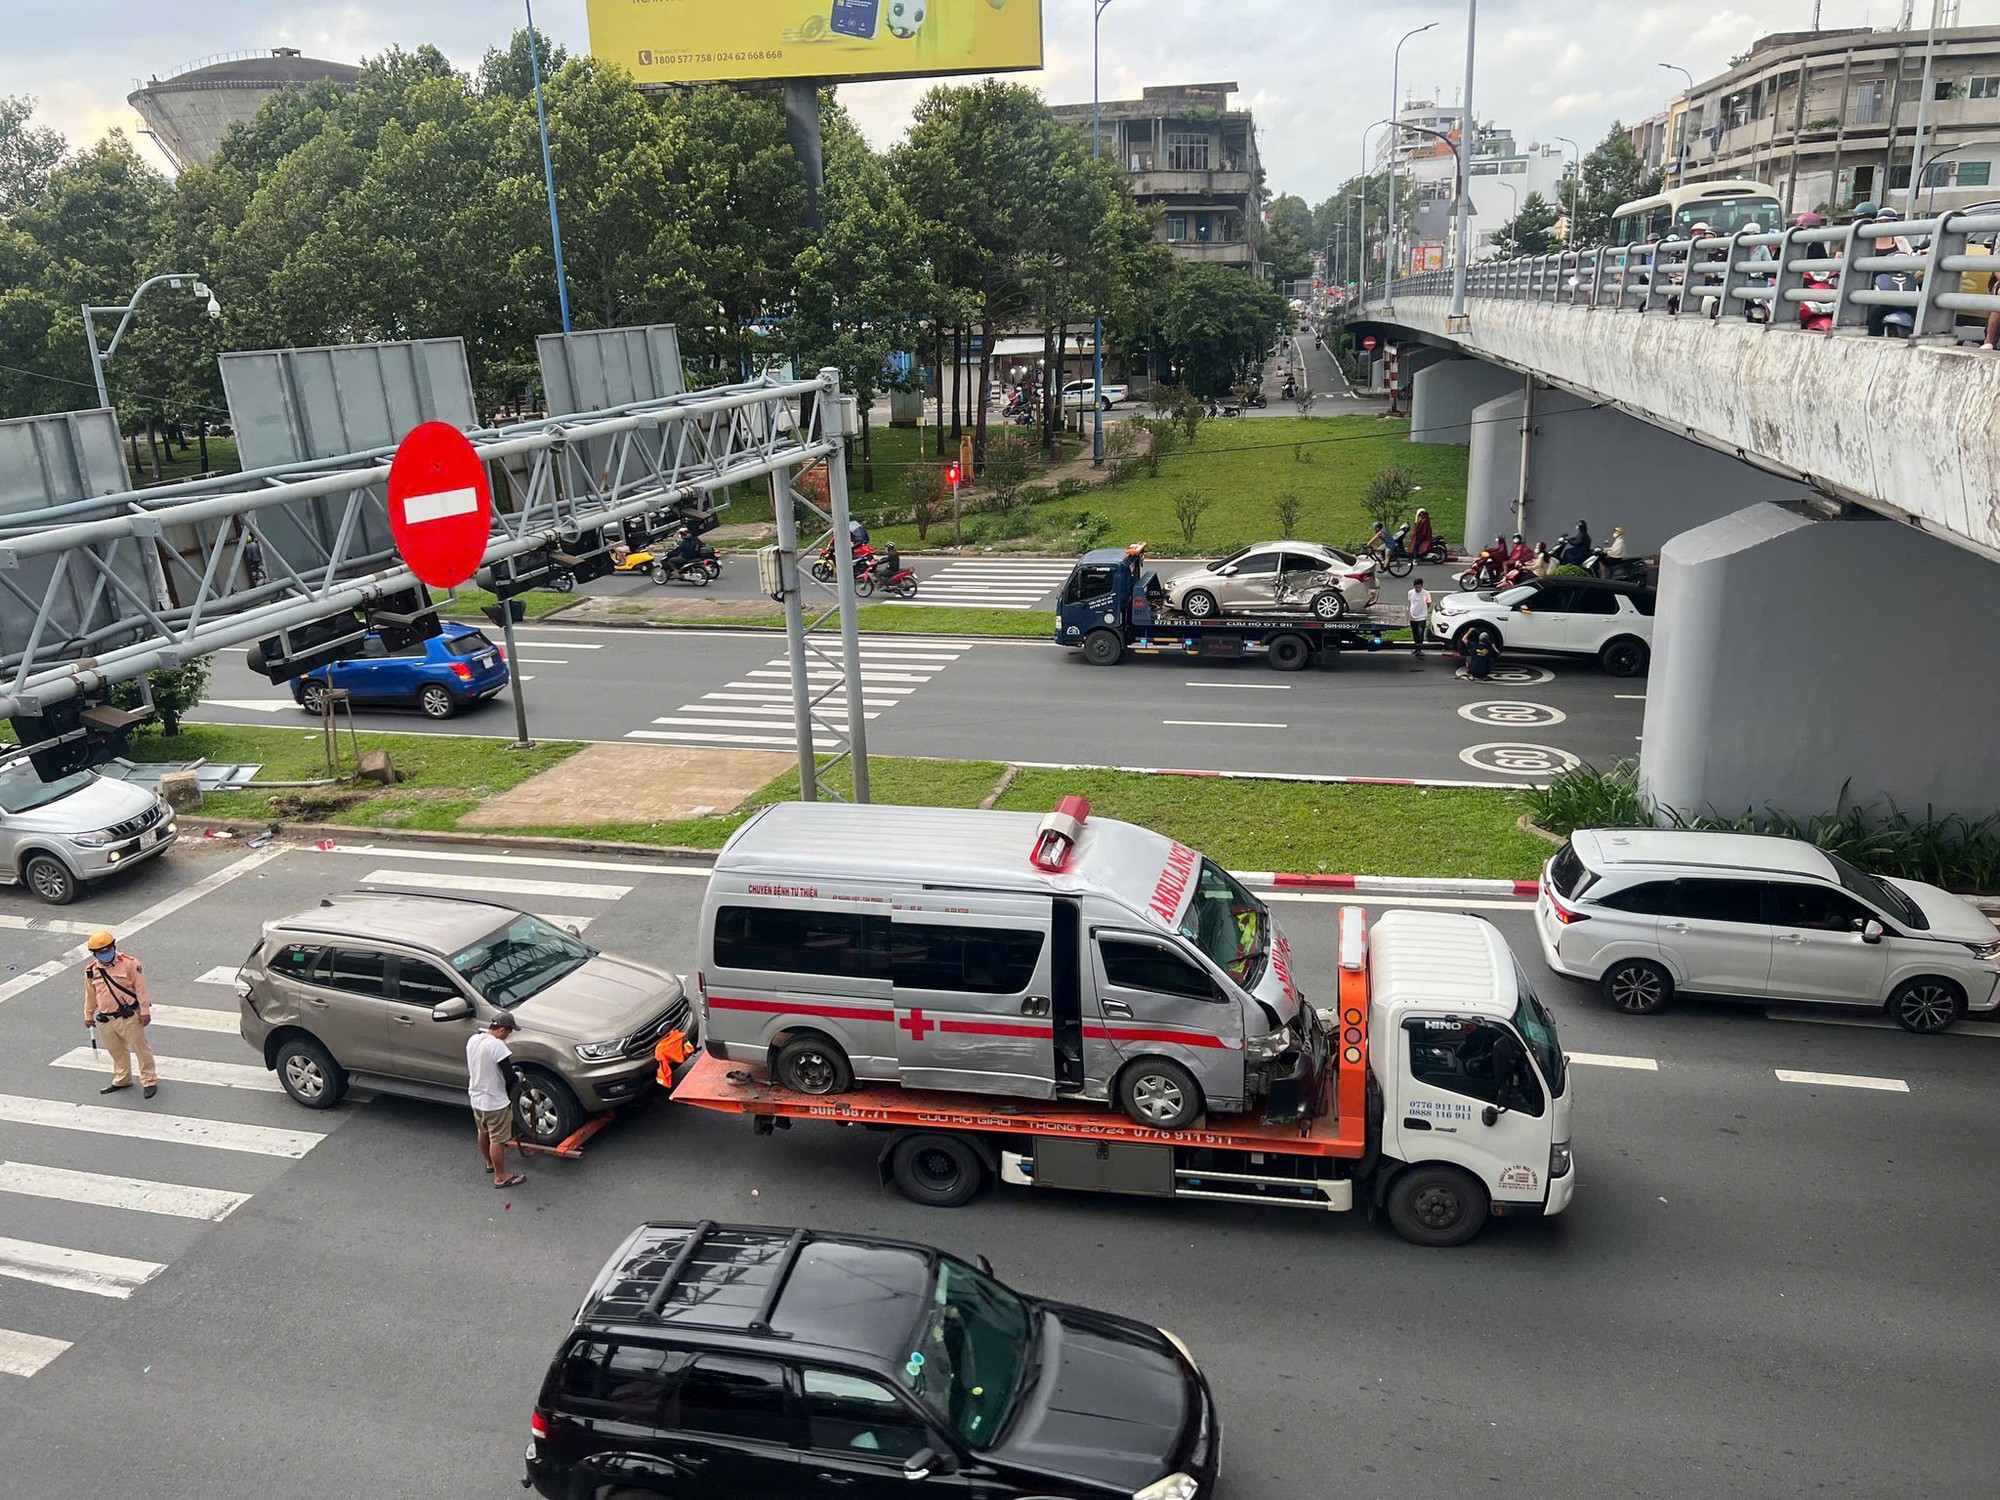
top-left (1061, 378), bottom-right (1127, 410)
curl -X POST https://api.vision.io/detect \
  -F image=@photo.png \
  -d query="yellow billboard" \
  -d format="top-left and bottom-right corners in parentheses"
top-left (586, 0), bottom-right (1045, 87)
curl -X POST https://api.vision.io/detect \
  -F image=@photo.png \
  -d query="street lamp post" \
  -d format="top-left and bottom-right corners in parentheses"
top-left (82, 273), bottom-right (221, 411)
top-left (1091, 0), bottom-right (1113, 467)
top-left (525, 0), bottom-right (573, 333)
top-left (1449, 0), bottom-right (1479, 322)
top-left (1386, 21), bottom-right (1439, 303)
top-left (1361, 120), bottom-right (1394, 307)
top-left (1660, 63), bottom-right (1694, 189)
top-left (1555, 134), bottom-right (1582, 246)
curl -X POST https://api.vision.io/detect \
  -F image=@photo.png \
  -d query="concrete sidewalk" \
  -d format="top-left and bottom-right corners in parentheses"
top-left (457, 743), bottom-right (792, 827)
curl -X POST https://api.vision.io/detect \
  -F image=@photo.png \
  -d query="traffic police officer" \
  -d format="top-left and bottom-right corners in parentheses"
top-left (82, 931), bottom-right (157, 1098)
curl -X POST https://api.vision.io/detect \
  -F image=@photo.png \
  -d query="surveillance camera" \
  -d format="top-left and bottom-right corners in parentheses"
top-left (206, 297), bottom-right (222, 320)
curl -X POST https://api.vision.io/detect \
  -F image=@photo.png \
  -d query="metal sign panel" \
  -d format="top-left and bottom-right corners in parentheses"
top-left (539, 325), bottom-right (696, 507)
top-left (587, 0), bottom-right (1044, 86)
top-left (0, 410), bottom-right (148, 679)
top-left (218, 340), bottom-right (480, 583)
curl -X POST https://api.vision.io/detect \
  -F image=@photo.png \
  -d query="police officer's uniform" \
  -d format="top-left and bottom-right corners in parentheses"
top-left (82, 932), bottom-right (156, 1097)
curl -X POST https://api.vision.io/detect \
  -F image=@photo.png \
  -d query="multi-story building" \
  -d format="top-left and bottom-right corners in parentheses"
top-left (1663, 24), bottom-right (2000, 217)
top-left (1391, 107), bottom-right (1572, 266)
top-left (1627, 112), bottom-right (1671, 175)
top-left (1050, 82), bottom-right (1263, 272)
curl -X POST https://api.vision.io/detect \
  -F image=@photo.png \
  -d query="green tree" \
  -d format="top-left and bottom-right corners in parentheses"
top-left (478, 26), bottom-right (568, 99)
top-left (1157, 263), bottom-right (1288, 396)
top-left (0, 94), bottom-right (67, 213)
top-left (1493, 191), bottom-right (1561, 258)
top-left (1261, 192), bottom-right (1314, 287)
top-left (1573, 123), bottom-right (1663, 246)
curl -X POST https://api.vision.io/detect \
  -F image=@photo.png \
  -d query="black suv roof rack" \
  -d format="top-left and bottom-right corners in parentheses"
top-left (595, 1221), bottom-right (813, 1337)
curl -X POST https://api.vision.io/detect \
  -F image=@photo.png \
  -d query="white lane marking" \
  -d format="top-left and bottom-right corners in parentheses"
top-left (650, 716), bottom-right (875, 731)
top-left (0, 847), bottom-right (286, 1008)
top-left (1765, 1006), bottom-right (2000, 1038)
top-left (1184, 682), bottom-right (1293, 690)
top-left (194, 966), bottom-right (239, 987)
top-left (325, 845), bottom-right (690, 877)
top-left (702, 692), bottom-right (900, 708)
top-left (0, 915), bottom-right (106, 937)
top-left (796, 645), bottom-right (968, 658)
top-left (52, 1048), bottom-right (282, 1094)
top-left (506, 638), bottom-right (603, 648)
top-left (740, 674), bottom-right (915, 694)
top-left (742, 668), bottom-right (938, 684)
top-left (517, 676), bottom-right (535, 683)
top-left (358, 870), bottom-right (631, 901)
top-left (1161, 719), bottom-right (1289, 730)
top-left (0, 1235), bottom-right (165, 1299)
top-left (1774, 1069), bottom-right (1909, 1093)
top-left (0, 1162), bottom-right (249, 1221)
top-left (626, 729), bottom-right (802, 747)
top-left (0, 1326), bottom-right (72, 1378)
top-left (514, 657), bottom-right (570, 665)
top-left (1265, 892), bottom-right (1531, 911)
top-left (1569, 1052), bottom-right (1660, 1071)
top-left (201, 698), bottom-right (295, 713)
top-left (879, 597), bottom-right (1045, 610)
top-left (1615, 694), bottom-right (1647, 700)
top-left (149, 1005), bottom-right (239, 1034)
top-left (0, 1094), bottom-right (324, 1158)
top-left (401, 486), bottom-right (481, 525)
top-left (673, 703), bottom-right (878, 718)
top-left (537, 913), bottom-right (595, 934)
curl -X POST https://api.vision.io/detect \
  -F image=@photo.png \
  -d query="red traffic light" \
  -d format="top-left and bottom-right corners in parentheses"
top-left (944, 462), bottom-right (962, 486)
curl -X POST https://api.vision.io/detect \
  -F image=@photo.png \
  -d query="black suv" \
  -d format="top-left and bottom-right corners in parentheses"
top-left (525, 1221), bottom-right (1220, 1500)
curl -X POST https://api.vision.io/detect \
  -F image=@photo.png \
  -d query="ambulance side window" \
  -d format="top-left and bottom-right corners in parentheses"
top-left (1404, 1018), bottom-right (1544, 1115)
top-left (714, 906), bottom-right (888, 980)
top-left (892, 925), bottom-right (1044, 993)
top-left (1098, 938), bottom-right (1217, 1002)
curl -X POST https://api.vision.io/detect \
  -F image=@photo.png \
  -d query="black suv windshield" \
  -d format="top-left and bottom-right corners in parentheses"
top-left (1828, 853), bottom-right (1925, 929)
top-left (0, 765), bottom-right (95, 814)
top-left (452, 914), bottom-right (594, 1006)
top-left (899, 1256), bottom-right (1033, 1451)
top-left (1179, 858), bottom-right (1269, 987)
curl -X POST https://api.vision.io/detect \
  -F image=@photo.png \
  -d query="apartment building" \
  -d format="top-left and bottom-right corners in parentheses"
top-left (1050, 82), bottom-right (1263, 272)
top-left (1666, 24), bottom-right (2000, 216)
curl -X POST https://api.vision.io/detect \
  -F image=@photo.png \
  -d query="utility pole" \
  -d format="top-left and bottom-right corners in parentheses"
top-left (524, 1), bottom-right (572, 333)
top-left (1091, 0), bottom-right (1113, 467)
top-left (1449, 0), bottom-right (1479, 323)
top-left (1387, 22), bottom-right (1439, 302)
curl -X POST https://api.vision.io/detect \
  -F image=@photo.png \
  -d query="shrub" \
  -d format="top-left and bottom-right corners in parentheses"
top-left (1549, 563), bottom-right (1590, 577)
top-left (1055, 476), bottom-right (1090, 500)
top-left (1103, 422), bottom-right (1141, 459)
top-left (901, 458), bottom-right (944, 540)
top-left (1012, 483), bottom-right (1056, 511)
top-left (1172, 490), bottom-right (1213, 548)
top-left (1291, 441), bottom-right (1314, 465)
top-left (1171, 388), bottom-right (1205, 447)
top-left (1362, 465), bottom-right (1416, 532)
top-left (1272, 491), bottom-right (1304, 537)
top-left (110, 657), bottom-right (212, 736)
top-left (1072, 510), bottom-right (1113, 550)
top-left (1135, 417), bottom-right (1179, 478)
top-left (980, 429), bottom-right (1036, 511)
top-left (1292, 389), bottom-right (1320, 415)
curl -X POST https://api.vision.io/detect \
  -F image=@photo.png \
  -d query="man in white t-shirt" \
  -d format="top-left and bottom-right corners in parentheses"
top-left (1407, 578), bottom-right (1432, 657)
top-left (467, 1012), bottom-right (524, 1189)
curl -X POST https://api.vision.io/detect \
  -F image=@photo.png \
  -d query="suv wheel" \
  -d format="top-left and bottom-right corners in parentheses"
top-left (1602, 958), bottom-right (1673, 1015)
top-left (513, 1068), bottom-right (584, 1146)
top-left (1601, 637), bottom-right (1650, 677)
top-left (275, 1035), bottom-right (348, 1109)
top-left (418, 684), bottom-right (457, 720)
top-left (775, 1034), bottom-right (854, 1096)
top-left (22, 853), bottom-right (77, 906)
top-left (1889, 977), bottom-right (1963, 1034)
top-left (299, 680), bottom-right (329, 715)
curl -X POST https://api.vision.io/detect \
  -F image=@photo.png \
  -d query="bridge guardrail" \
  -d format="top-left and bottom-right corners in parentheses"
top-left (1373, 210), bottom-right (2000, 339)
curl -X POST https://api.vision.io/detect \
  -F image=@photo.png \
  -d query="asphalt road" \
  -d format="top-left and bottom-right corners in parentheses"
top-left (1, 835), bottom-right (1994, 1498)
top-left (191, 622), bottom-right (1641, 784)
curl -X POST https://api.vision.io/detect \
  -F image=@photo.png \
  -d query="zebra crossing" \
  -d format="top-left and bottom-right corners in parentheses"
top-left (896, 558), bottom-right (1071, 610)
top-left (0, 843), bottom-right (679, 1381)
top-left (627, 639), bottom-right (968, 748)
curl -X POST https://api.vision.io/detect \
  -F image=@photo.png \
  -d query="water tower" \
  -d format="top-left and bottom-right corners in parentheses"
top-left (128, 48), bottom-right (360, 171)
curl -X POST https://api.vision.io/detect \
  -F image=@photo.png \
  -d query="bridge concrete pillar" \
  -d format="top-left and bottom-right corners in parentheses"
top-left (1642, 504), bottom-right (2000, 819)
top-left (1468, 386), bottom-right (1811, 556)
top-left (1410, 358), bottom-right (1520, 445)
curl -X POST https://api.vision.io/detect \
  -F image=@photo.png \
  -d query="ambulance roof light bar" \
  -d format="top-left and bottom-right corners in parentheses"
top-left (1030, 795), bottom-right (1092, 872)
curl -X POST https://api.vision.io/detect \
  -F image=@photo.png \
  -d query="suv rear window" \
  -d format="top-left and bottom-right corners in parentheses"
top-left (672, 1356), bottom-right (789, 1443)
top-left (1548, 843), bottom-right (1592, 899)
top-left (1629, 589), bottom-right (1657, 616)
top-left (446, 631), bottom-right (496, 657)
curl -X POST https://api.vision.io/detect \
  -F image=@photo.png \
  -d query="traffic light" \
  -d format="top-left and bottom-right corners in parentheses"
top-left (552, 525), bottom-right (613, 584)
top-left (944, 461), bottom-right (962, 488)
top-left (368, 586), bottom-right (442, 654)
top-left (477, 548), bottom-right (556, 598)
top-left (245, 610), bottom-right (369, 683)
top-left (8, 699), bottom-right (149, 780)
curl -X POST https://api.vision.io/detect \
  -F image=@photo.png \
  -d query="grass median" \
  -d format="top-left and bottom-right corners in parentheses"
top-left (616, 605), bottom-right (1050, 639)
top-left (141, 720), bottom-right (1547, 878)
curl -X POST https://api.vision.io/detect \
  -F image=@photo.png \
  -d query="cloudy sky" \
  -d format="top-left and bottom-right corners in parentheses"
top-left (7, 0), bottom-right (1997, 202)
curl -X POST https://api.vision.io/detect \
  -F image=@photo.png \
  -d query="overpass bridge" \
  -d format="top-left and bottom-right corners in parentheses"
top-left (1343, 211), bottom-right (2000, 824)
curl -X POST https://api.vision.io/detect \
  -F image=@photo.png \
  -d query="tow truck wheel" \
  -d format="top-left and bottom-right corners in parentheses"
top-left (890, 1133), bottom-right (987, 1208)
top-left (1118, 1058), bottom-right (1203, 1129)
top-left (774, 1034), bottom-right (854, 1095)
top-left (1267, 633), bottom-right (1312, 672)
top-left (1386, 1164), bottom-right (1489, 1247)
top-left (1081, 629), bottom-right (1124, 666)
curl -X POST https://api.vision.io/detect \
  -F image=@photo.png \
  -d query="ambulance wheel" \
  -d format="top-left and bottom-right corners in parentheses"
top-left (774, 1034), bottom-right (853, 1096)
top-left (1386, 1163), bottom-right (1490, 1247)
top-left (889, 1133), bottom-right (986, 1208)
top-left (1267, 633), bottom-right (1312, 672)
top-left (1081, 629), bottom-right (1124, 666)
top-left (1118, 1058), bottom-right (1202, 1129)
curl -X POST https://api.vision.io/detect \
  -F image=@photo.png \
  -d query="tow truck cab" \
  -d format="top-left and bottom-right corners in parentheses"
top-left (1360, 907), bottom-right (1576, 1227)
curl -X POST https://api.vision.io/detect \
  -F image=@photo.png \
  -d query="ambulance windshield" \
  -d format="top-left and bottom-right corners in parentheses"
top-left (1178, 859), bottom-right (1269, 987)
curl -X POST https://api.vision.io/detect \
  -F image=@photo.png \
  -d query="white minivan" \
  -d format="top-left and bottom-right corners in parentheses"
top-left (1538, 829), bottom-right (2000, 1032)
top-left (695, 797), bottom-right (1326, 1129)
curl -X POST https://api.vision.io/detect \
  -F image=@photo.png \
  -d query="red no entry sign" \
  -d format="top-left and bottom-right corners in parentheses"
top-left (387, 421), bottom-right (492, 589)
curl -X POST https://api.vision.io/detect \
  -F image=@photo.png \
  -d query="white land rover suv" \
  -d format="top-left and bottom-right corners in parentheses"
top-left (1537, 829), bottom-right (2000, 1033)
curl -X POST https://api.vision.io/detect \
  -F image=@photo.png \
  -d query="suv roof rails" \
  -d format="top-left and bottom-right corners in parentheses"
top-left (341, 885), bottom-right (529, 912)
top-left (592, 1222), bottom-right (825, 1337)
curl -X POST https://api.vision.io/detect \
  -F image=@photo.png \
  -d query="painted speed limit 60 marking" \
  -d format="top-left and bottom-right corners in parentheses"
top-left (1457, 700), bottom-right (1567, 728)
top-left (1458, 742), bottom-right (1581, 776)
top-left (1485, 663), bottom-right (1553, 686)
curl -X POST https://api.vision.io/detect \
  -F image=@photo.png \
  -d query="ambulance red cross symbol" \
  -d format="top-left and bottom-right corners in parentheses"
top-left (899, 1009), bottom-right (935, 1041)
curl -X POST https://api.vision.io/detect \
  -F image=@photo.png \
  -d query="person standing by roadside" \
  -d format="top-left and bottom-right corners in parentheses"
top-left (242, 530), bottom-right (264, 586)
top-left (82, 931), bottom-right (156, 1098)
top-left (468, 1013), bottom-right (525, 1189)
top-left (1407, 577), bottom-right (1432, 657)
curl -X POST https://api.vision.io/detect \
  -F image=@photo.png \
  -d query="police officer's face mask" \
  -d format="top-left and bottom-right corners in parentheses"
top-left (96, 948), bottom-right (116, 964)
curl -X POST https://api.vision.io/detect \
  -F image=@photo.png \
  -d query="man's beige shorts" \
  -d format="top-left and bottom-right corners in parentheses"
top-left (475, 1105), bottom-right (515, 1146)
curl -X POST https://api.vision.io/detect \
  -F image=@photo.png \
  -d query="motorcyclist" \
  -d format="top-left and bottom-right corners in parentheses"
top-left (1507, 533), bottom-right (1532, 568)
top-left (1410, 507), bottom-right (1435, 559)
top-left (668, 528), bottom-right (703, 567)
top-left (1795, 210), bottom-right (1831, 261)
top-left (849, 517), bottom-right (871, 548)
top-left (869, 541), bottom-right (903, 582)
top-left (1557, 520), bottom-right (1592, 568)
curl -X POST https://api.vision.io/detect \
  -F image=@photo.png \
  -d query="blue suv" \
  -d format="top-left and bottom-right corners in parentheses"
top-left (291, 622), bottom-right (510, 720)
